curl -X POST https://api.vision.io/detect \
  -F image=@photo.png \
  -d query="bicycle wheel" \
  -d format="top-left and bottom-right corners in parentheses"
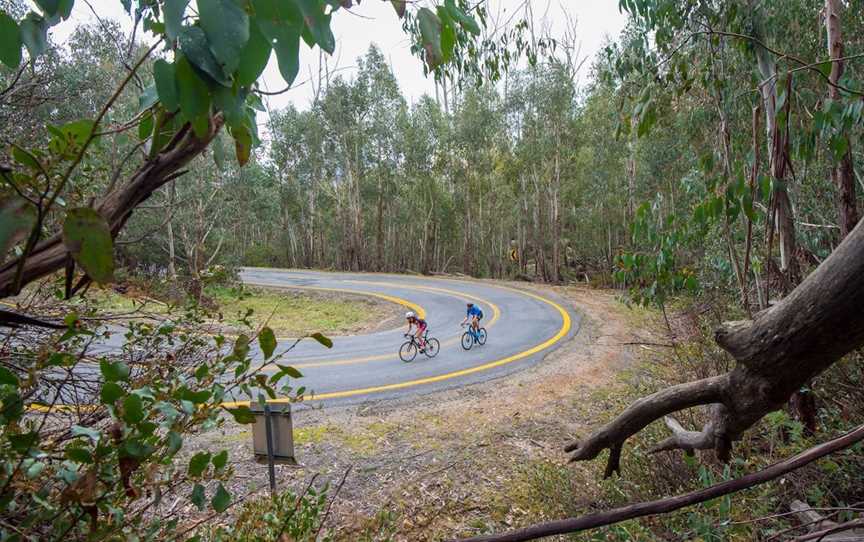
top-left (477, 328), bottom-right (487, 345)
top-left (424, 337), bottom-right (440, 358)
top-left (461, 332), bottom-right (473, 350)
top-left (399, 341), bottom-right (418, 362)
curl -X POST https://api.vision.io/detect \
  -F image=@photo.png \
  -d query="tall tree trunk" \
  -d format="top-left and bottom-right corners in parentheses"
top-left (166, 181), bottom-right (178, 282)
top-left (376, 176), bottom-right (385, 271)
top-left (825, 0), bottom-right (858, 239)
top-left (755, 36), bottom-right (798, 285)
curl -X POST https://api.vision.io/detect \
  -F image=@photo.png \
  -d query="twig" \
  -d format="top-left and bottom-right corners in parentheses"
top-left (796, 519), bottom-right (864, 542)
top-left (315, 466), bottom-right (352, 541)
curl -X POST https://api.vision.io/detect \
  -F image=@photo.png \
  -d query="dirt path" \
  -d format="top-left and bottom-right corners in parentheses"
top-left (200, 284), bottom-right (660, 540)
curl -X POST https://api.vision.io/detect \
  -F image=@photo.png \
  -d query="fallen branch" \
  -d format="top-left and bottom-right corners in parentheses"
top-left (565, 375), bottom-right (727, 475)
top-left (455, 423), bottom-right (864, 542)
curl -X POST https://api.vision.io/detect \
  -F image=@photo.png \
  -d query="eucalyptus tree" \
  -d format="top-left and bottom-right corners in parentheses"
top-left (561, 0), bottom-right (864, 460)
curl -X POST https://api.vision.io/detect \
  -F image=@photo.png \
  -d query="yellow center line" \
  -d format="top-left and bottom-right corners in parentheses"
top-left (222, 283), bottom-right (571, 406)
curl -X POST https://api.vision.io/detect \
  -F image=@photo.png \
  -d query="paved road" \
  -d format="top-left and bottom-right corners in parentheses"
top-left (232, 268), bottom-right (580, 407)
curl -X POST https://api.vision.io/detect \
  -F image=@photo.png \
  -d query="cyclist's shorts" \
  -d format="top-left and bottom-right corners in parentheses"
top-left (473, 313), bottom-right (483, 321)
top-left (417, 322), bottom-right (428, 332)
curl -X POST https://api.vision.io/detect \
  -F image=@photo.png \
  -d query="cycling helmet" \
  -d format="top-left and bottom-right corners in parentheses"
top-left (405, 311), bottom-right (415, 318)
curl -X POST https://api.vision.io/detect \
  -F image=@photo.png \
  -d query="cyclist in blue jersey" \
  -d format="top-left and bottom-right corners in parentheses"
top-left (461, 302), bottom-right (483, 333)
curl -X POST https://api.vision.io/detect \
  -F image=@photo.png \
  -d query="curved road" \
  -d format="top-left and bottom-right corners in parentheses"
top-left (231, 268), bottom-right (580, 407)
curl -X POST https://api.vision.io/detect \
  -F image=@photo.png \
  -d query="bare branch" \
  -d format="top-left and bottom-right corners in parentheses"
top-left (648, 416), bottom-right (715, 454)
top-left (565, 375), bottom-right (727, 468)
top-left (456, 424), bottom-right (864, 542)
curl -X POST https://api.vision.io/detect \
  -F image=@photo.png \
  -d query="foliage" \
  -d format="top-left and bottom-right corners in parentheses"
top-left (203, 483), bottom-right (335, 542)
top-left (0, 297), bottom-right (308, 540)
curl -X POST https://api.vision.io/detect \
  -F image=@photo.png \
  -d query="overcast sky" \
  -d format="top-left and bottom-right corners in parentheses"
top-left (42, 1), bottom-right (627, 112)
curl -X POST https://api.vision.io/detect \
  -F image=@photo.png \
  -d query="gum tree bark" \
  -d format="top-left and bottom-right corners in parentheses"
top-left (825, 0), bottom-right (858, 238)
top-left (0, 116), bottom-right (223, 298)
top-left (566, 216), bottom-right (864, 473)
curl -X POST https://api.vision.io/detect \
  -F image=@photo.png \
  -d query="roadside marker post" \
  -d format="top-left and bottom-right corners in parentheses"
top-left (250, 401), bottom-right (296, 494)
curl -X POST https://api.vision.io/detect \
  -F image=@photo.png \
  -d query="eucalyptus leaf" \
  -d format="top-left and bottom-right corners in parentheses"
top-left (62, 208), bottom-right (115, 284)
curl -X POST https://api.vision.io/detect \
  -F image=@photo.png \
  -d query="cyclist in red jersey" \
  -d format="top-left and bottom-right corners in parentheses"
top-left (405, 311), bottom-right (428, 350)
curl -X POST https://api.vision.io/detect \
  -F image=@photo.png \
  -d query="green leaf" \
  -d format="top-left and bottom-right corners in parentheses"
top-left (198, 0), bottom-right (249, 74)
top-left (188, 452), bottom-right (211, 477)
top-left (65, 446), bottom-right (93, 464)
top-left (12, 146), bottom-right (40, 171)
top-left (231, 123), bottom-right (252, 166)
top-left (100, 359), bottom-right (130, 382)
top-left (252, 0), bottom-right (301, 22)
top-left (0, 197), bottom-right (36, 265)
top-left (167, 431), bottom-right (183, 455)
top-left (71, 425), bottom-right (101, 443)
top-left (63, 208), bottom-right (115, 284)
top-left (211, 483), bottom-right (231, 512)
top-left (417, 8), bottom-right (443, 69)
top-left (124, 439), bottom-right (156, 458)
top-left (212, 133), bottom-right (226, 170)
top-left (236, 21), bottom-right (271, 86)
top-left (153, 60), bottom-right (180, 112)
top-left (164, 0), bottom-right (189, 42)
top-left (9, 432), bottom-right (37, 453)
top-left (259, 326), bottom-right (277, 359)
top-left (19, 13), bottom-right (48, 59)
top-left (25, 460), bottom-right (45, 479)
top-left (179, 25), bottom-right (230, 86)
top-left (211, 450), bottom-right (228, 470)
top-left (436, 7), bottom-right (456, 62)
top-left (390, 0), bottom-right (407, 18)
top-left (100, 382), bottom-right (125, 405)
top-left (227, 406), bottom-right (256, 424)
top-left (138, 111), bottom-right (154, 140)
top-left (212, 86), bottom-right (245, 127)
top-left (0, 367), bottom-right (19, 386)
top-left (296, 0), bottom-right (335, 54)
top-left (57, 0), bottom-right (74, 19)
top-left (138, 83), bottom-right (158, 112)
top-left (191, 483), bottom-right (206, 510)
top-left (122, 394), bottom-right (145, 424)
top-left (60, 119), bottom-right (95, 146)
top-left (445, 0), bottom-right (480, 35)
top-left (180, 388), bottom-right (212, 404)
top-left (46, 352), bottom-right (76, 366)
top-left (817, 61), bottom-right (832, 79)
top-left (175, 54), bottom-right (212, 121)
top-left (309, 332), bottom-right (332, 348)
top-left (0, 12), bottom-right (22, 69)
top-left (276, 364), bottom-right (302, 379)
top-left (257, 20), bottom-right (301, 87)
top-left (35, 0), bottom-right (60, 16)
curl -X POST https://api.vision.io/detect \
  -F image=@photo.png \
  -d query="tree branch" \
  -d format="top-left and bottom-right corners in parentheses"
top-left (564, 375), bottom-right (727, 472)
top-left (456, 423), bottom-right (864, 542)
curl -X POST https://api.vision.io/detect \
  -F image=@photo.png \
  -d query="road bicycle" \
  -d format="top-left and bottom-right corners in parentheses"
top-left (460, 322), bottom-right (487, 350)
top-left (399, 332), bottom-right (440, 362)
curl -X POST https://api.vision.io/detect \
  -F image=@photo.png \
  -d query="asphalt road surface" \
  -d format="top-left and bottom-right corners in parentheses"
top-left (230, 268), bottom-right (580, 408)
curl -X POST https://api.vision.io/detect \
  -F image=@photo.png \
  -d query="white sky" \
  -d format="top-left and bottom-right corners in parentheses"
top-left (40, 0), bottom-right (626, 111)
